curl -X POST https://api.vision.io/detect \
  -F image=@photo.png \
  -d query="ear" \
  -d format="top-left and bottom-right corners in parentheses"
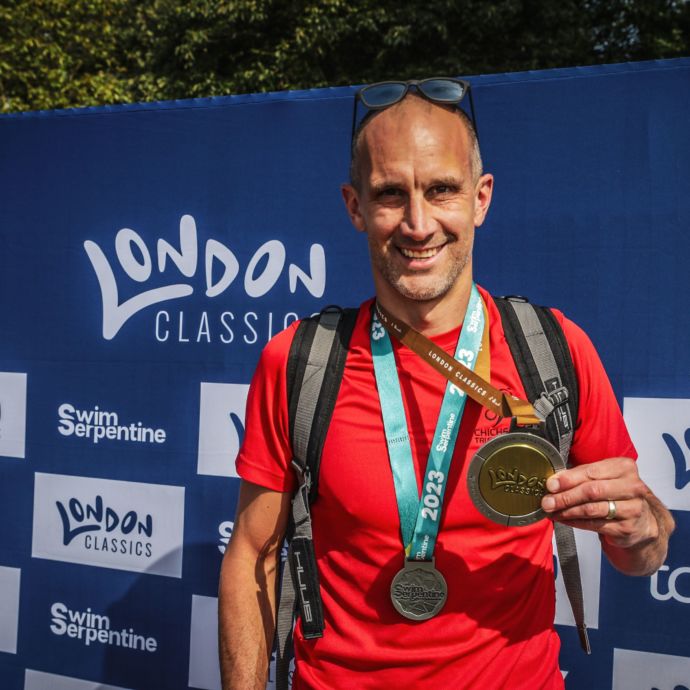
top-left (473, 173), bottom-right (494, 227)
top-left (341, 183), bottom-right (366, 232)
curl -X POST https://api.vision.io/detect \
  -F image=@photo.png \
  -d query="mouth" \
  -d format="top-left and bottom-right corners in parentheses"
top-left (398, 244), bottom-right (445, 261)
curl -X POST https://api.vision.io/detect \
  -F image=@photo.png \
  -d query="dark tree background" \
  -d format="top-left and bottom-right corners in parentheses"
top-left (1, 0), bottom-right (688, 113)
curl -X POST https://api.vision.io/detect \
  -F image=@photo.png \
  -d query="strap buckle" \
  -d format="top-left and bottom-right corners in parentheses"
top-left (291, 458), bottom-right (311, 488)
top-left (533, 386), bottom-right (569, 420)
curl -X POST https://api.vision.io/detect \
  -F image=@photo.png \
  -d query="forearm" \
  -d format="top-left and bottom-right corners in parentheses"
top-left (602, 493), bottom-right (675, 577)
top-left (218, 547), bottom-right (279, 690)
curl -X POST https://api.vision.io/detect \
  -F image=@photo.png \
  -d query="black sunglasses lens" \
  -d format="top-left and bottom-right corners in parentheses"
top-left (360, 83), bottom-right (407, 108)
top-left (420, 79), bottom-right (465, 103)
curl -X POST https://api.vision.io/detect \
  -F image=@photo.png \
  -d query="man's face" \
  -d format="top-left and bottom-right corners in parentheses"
top-left (342, 97), bottom-right (493, 310)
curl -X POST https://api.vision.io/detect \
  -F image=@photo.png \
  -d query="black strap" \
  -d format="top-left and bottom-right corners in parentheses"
top-left (494, 296), bottom-right (579, 446)
top-left (287, 306), bottom-right (358, 503)
top-left (537, 305), bottom-right (580, 436)
top-left (287, 315), bottom-right (317, 448)
top-left (277, 306), bottom-right (358, 687)
top-left (495, 295), bottom-right (590, 654)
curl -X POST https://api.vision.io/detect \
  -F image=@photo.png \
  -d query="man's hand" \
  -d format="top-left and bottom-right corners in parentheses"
top-left (541, 457), bottom-right (655, 547)
top-left (541, 457), bottom-right (675, 576)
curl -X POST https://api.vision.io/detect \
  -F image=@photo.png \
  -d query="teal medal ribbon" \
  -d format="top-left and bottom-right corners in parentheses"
top-left (371, 284), bottom-right (484, 561)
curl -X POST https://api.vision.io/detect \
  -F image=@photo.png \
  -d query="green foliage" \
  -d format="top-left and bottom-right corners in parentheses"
top-left (1, 0), bottom-right (688, 113)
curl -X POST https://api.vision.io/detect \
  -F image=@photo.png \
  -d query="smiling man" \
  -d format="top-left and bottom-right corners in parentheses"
top-left (218, 81), bottom-right (674, 689)
top-left (343, 94), bottom-right (488, 332)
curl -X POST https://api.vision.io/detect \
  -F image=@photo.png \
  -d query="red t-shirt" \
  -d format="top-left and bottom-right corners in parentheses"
top-left (237, 287), bottom-right (636, 689)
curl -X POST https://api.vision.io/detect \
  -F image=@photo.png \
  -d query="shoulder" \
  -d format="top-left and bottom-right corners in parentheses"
top-left (542, 307), bottom-right (608, 388)
top-left (548, 307), bottom-right (601, 364)
top-left (481, 287), bottom-right (608, 397)
top-left (257, 318), bottom-right (301, 372)
top-left (480, 287), bottom-right (597, 358)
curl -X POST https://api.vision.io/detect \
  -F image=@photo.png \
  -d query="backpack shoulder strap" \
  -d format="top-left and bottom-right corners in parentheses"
top-left (493, 296), bottom-right (578, 455)
top-left (276, 306), bottom-right (358, 690)
top-left (494, 295), bottom-right (590, 654)
top-left (287, 305), bottom-right (359, 502)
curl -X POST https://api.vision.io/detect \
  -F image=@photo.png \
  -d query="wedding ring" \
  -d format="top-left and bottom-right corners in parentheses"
top-left (605, 499), bottom-right (617, 520)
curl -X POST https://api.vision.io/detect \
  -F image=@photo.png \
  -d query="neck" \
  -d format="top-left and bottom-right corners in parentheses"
top-left (375, 276), bottom-right (474, 337)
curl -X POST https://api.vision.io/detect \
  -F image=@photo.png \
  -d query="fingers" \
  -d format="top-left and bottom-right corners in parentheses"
top-left (554, 498), bottom-right (659, 549)
top-left (541, 476), bottom-right (647, 513)
top-left (545, 457), bottom-right (639, 494)
top-left (548, 497), bottom-right (641, 522)
top-left (541, 457), bottom-right (647, 513)
top-left (540, 457), bottom-right (658, 547)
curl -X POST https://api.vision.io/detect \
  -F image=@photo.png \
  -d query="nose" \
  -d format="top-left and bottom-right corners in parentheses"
top-left (400, 193), bottom-right (435, 240)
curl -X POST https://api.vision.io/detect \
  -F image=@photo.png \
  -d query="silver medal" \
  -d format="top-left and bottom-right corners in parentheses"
top-left (390, 558), bottom-right (447, 620)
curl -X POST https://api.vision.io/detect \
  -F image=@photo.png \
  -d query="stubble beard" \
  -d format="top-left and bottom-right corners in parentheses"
top-left (369, 236), bottom-right (471, 303)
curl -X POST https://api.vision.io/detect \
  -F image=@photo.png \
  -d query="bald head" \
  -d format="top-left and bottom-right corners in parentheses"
top-left (350, 94), bottom-right (482, 190)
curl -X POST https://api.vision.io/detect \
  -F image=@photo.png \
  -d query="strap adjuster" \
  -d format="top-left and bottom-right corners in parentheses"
top-left (291, 458), bottom-right (310, 486)
top-left (533, 386), bottom-right (569, 419)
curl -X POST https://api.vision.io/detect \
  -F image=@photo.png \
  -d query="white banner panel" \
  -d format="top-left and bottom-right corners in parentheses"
top-left (624, 397), bottom-right (690, 511)
top-left (25, 669), bottom-right (131, 690)
top-left (31, 473), bottom-right (185, 577)
top-left (612, 648), bottom-right (690, 690)
top-left (0, 372), bottom-right (27, 459)
top-left (197, 382), bottom-right (249, 478)
top-left (188, 595), bottom-right (221, 690)
top-left (0, 565), bottom-right (21, 654)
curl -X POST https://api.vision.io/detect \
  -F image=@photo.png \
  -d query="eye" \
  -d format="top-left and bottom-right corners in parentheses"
top-left (374, 186), bottom-right (406, 205)
top-left (429, 184), bottom-right (458, 198)
top-left (378, 186), bottom-right (403, 198)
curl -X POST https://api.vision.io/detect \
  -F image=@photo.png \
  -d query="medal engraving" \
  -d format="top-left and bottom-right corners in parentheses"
top-left (467, 432), bottom-right (565, 526)
top-left (390, 559), bottom-right (447, 620)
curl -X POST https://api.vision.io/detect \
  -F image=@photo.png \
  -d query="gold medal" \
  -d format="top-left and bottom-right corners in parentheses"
top-left (467, 432), bottom-right (565, 526)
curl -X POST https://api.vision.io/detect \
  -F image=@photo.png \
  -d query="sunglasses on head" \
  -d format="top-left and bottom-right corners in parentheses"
top-left (351, 77), bottom-right (478, 145)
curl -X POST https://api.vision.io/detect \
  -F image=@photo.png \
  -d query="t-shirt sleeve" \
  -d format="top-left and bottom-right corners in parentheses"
top-left (235, 323), bottom-right (298, 493)
top-left (554, 311), bottom-right (637, 465)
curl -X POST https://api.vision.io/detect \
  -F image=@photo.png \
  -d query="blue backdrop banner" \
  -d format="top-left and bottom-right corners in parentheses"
top-left (1, 58), bottom-right (689, 690)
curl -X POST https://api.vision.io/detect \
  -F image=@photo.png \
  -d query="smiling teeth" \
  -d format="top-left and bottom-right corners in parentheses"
top-left (400, 247), bottom-right (440, 259)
